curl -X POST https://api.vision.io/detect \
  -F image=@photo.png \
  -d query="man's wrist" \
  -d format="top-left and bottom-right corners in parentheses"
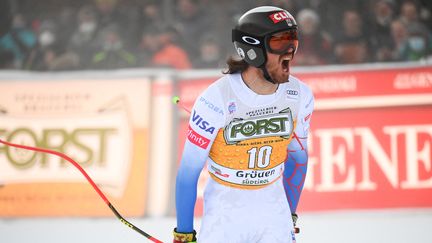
top-left (173, 228), bottom-right (197, 243)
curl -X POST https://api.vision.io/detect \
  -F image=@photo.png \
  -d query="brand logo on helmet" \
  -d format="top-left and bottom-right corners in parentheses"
top-left (269, 11), bottom-right (293, 24)
top-left (242, 36), bottom-right (260, 45)
top-left (236, 47), bottom-right (245, 58)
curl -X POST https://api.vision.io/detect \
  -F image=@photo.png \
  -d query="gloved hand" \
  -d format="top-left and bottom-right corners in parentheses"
top-left (173, 228), bottom-right (197, 243)
top-left (292, 213), bottom-right (300, 234)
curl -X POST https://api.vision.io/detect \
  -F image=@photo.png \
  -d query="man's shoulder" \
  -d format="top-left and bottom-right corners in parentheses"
top-left (205, 73), bottom-right (235, 91)
top-left (289, 75), bottom-right (313, 98)
top-left (196, 74), bottom-right (231, 104)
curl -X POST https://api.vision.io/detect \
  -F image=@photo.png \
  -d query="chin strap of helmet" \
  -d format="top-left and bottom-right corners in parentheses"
top-left (260, 64), bottom-right (276, 84)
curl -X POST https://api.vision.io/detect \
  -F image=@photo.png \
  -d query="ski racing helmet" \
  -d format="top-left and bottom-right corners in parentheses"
top-left (232, 6), bottom-right (298, 82)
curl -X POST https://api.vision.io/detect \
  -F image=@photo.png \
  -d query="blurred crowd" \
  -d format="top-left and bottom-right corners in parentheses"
top-left (0, 0), bottom-right (431, 71)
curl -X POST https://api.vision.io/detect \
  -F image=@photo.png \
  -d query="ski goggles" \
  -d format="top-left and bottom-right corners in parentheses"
top-left (266, 30), bottom-right (298, 54)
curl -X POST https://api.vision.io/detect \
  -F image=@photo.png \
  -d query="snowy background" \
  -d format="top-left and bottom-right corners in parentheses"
top-left (2, 209), bottom-right (432, 243)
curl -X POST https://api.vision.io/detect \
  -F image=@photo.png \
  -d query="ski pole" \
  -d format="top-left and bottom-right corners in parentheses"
top-left (172, 96), bottom-right (191, 114)
top-left (0, 139), bottom-right (164, 243)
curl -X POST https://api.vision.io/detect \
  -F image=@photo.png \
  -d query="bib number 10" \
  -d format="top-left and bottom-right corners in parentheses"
top-left (247, 145), bottom-right (273, 168)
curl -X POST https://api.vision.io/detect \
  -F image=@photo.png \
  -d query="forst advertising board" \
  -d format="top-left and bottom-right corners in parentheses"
top-left (0, 78), bottom-right (150, 216)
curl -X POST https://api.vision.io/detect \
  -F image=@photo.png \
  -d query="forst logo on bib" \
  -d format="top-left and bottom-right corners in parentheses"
top-left (224, 108), bottom-right (294, 144)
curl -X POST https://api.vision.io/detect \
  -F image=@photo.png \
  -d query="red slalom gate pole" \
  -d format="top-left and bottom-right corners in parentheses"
top-left (0, 139), bottom-right (164, 243)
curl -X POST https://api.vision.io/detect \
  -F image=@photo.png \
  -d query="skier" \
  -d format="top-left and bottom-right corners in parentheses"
top-left (173, 6), bottom-right (314, 243)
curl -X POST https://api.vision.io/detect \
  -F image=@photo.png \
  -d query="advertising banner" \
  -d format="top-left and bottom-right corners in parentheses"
top-left (175, 64), bottom-right (432, 213)
top-left (0, 76), bottom-right (150, 216)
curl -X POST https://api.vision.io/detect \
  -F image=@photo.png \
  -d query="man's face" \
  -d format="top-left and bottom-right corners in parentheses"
top-left (264, 30), bottom-right (298, 83)
top-left (265, 51), bottom-right (294, 84)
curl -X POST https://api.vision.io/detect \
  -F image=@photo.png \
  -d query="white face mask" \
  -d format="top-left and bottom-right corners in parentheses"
top-left (39, 31), bottom-right (55, 47)
top-left (408, 36), bottom-right (426, 51)
top-left (79, 22), bottom-right (97, 34)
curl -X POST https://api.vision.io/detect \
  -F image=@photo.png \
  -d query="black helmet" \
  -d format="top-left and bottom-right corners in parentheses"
top-left (232, 6), bottom-right (298, 68)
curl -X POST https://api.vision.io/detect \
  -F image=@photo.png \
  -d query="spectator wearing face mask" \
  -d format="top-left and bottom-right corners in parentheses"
top-left (0, 13), bottom-right (37, 69)
top-left (68, 5), bottom-right (100, 68)
top-left (394, 0), bottom-right (432, 61)
top-left (26, 20), bottom-right (80, 71)
top-left (398, 25), bottom-right (432, 61)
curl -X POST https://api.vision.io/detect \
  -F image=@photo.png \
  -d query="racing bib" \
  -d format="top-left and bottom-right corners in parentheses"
top-left (209, 108), bottom-right (296, 189)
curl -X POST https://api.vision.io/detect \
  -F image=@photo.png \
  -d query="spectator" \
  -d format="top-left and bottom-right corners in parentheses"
top-left (399, 0), bottom-right (430, 35)
top-left (93, 0), bottom-right (139, 47)
top-left (2, 0), bottom-right (432, 70)
top-left (26, 20), bottom-right (80, 71)
top-left (68, 5), bottom-right (100, 68)
top-left (368, 0), bottom-right (396, 62)
top-left (399, 25), bottom-right (432, 61)
top-left (90, 24), bottom-right (136, 69)
top-left (312, 0), bottom-right (364, 37)
top-left (334, 10), bottom-right (370, 64)
top-left (0, 13), bottom-right (37, 69)
top-left (138, 26), bottom-right (192, 69)
top-left (153, 27), bottom-right (192, 69)
top-left (174, 0), bottom-right (216, 58)
top-left (294, 8), bottom-right (334, 65)
top-left (390, 19), bottom-right (410, 61)
top-left (193, 34), bottom-right (224, 69)
top-left (137, 28), bottom-right (159, 67)
top-left (418, 0), bottom-right (432, 31)
top-left (56, 7), bottom-right (77, 46)
top-left (138, 1), bottom-right (165, 32)
top-left (395, 1), bottom-right (432, 61)
top-left (94, 0), bottom-right (121, 28)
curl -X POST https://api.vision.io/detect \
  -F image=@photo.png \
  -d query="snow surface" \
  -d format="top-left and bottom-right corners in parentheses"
top-left (1, 209), bottom-right (432, 243)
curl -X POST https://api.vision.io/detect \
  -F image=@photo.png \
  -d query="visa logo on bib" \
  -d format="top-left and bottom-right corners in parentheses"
top-left (192, 110), bottom-right (216, 134)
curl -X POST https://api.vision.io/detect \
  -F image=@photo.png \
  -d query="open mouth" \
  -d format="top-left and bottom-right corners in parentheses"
top-left (280, 55), bottom-right (292, 73)
top-left (281, 59), bottom-right (289, 72)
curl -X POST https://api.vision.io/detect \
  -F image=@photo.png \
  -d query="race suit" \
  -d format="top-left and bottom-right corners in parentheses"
top-left (175, 72), bottom-right (314, 243)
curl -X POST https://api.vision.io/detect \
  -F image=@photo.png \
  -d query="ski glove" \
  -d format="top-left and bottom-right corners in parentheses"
top-left (292, 213), bottom-right (300, 234)
top-left (173, 228), bottom-right (197, 243)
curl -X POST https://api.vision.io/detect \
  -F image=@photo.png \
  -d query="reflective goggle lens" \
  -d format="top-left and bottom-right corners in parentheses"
top-left (268, 31), bottom-right (298, 54)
